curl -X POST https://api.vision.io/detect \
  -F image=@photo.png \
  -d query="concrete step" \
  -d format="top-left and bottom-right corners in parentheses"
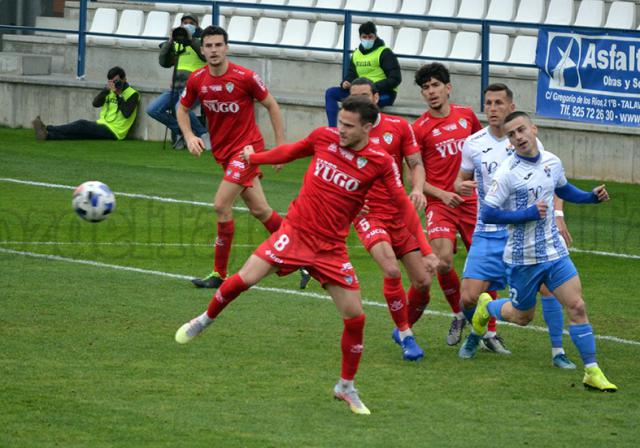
top-left (35, 16), bottom-right (80, 37)
top-left (0, 52), bottom-right (52, 75)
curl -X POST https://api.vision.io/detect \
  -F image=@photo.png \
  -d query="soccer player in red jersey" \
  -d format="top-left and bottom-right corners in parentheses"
top-left (349, 78), bottom-right (438, 361)
top-left (175, 96), bottom-right (423, 415)
top-left (177, 26), bottom-right (300, 289)
top-left (411, 63), bottom-right (488, 346)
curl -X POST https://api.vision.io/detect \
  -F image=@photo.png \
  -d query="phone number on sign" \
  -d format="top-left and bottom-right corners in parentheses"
top-left (559, 104), bottom-right (616, 122)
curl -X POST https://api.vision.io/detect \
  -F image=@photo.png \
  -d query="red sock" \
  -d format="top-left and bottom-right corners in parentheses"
top-left (341, 314), bottom-right (365, 381)
top-left (407, 286), bottom-right (431, 326)
top-left (437, 269), bottom-right (461, 313)
top-left (261, 211), bottom-right (283, 234)
top-left (206, 273), bottom-right (249, 319)
top-left (214, 220), bottom-right (235, 278)
top-left (487, 290), bottom-right (498, 333)
top-left (383, 277), bottom-right (410, 331)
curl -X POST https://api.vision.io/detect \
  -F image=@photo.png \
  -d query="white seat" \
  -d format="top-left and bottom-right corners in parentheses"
top-left (181, 4), bottom-right (212, 14)
top-left (454, 0), bottom-right (487, 32)
top-left (513, 0), bottom-right (544, 35)
top-left (450, 31), bottom-right (480, 73)
top-left (227, 16), bottom-right (254, 55)
top-left (261, 0), bottom-right (291, 19)
top-left (316, 0), bottom-right (345, 21)
top-left (377, 25), bottom-right (394, 47)
top-left (394, 27), bottom-right (423, 69)
top-left (487, 33), bottom-right (511, 75)
top-left (418, 29), bottom-right (452, 64)
top-left (121, 11), bottom-right (170, 48)
top-left (278, 19), bottom-right (311, 57)
top-left (67, 7), bottom-right (117, 43)
top-left (233, 0), bottom-right (263, 17)
top-left (93, 9), bottom-right (143, 46)
top-left (604, 2), bottom-right (636, 30)
top-left (370, 0), bottom-right (401, 24)
top-left (544, 0), bottom-right (574, 26)
top-left (344, 0), bottom-right (372, 12)
top-left (155, 2), bottom-right (181, 12)
top-left (506, 35), bottom-right (538, 78)
top-left (200, 14), bottom-right (225, 28)
top-left (305, 21), bottom-right (340, 61)
top-left (427, 0), bottom-right (459, 29)
top-left (574, 0), bottom-right (604, 28)
top-left (398, 0), bottom-right (430, 27)
top-left (172, 13), bottom-right (184, 29)
top-left (486, 0), bottom-right (517, 34)
top-left (288, 0), bottom-right (317, 20)
top-left (252, 17), bottom-right (283, 55)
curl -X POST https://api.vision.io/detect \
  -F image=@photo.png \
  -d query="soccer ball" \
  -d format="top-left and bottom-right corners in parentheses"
top-left (72, 181), bottom-right (116, 222)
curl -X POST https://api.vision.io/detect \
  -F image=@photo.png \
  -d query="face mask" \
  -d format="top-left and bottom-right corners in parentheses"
top-left (183, 24), bottom-right (196, 36)
top-left (360, 39), bottom-right (375, 50)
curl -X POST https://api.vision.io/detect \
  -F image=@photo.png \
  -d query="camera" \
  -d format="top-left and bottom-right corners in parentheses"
top-left (171, 27), bottom-right (191, 46)
top-left (113, 79), bottom-right (124, 90)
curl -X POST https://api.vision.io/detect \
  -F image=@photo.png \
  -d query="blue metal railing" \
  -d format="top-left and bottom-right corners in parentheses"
top-left (2, 0), bottom-right (639, 112)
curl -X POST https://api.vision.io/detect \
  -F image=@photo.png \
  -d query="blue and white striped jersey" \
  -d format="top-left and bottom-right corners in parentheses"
top-left (460, 127), bottom-right (544, 235)
top-left (484, 148), bottom-right (569, 265)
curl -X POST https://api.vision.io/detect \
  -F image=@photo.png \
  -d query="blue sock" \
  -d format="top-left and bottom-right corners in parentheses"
top-left (541, 295), bottom-right (564, 349)
top-left (462, 304), bottom-right (476, 323)
top-left (569, 323), bottom-right (597, 365)
top-left (487, 298), bottom-right (509, 320)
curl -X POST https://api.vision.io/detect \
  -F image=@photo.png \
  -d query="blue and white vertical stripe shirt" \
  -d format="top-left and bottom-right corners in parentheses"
top-left (484, 148), bottom-right (569, 265)
top-left (460, 126), bottom-right (544, 235)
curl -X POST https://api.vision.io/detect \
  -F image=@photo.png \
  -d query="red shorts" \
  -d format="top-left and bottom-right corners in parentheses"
top-left (254, 220), bottom-right (359, 290)
top-left (425, 200), bottom-right (476, 250)
top-left (353, 215), bottom-right (420, 258)
top-left (221, 153), bottom-right (263, 188)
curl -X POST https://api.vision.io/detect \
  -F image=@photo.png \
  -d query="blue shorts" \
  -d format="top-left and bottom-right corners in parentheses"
top-left (506, 256), bottom-right (578, 311)
top-left (463, 232), bottom-right (508, 291)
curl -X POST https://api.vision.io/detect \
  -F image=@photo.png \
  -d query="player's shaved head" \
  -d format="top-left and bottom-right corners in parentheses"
top-left (341, 95), bottom-right (379, 125)
top-left (504, 111), bottom-right (532, 126)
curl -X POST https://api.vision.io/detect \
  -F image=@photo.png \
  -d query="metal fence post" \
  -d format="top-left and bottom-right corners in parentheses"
top-left (76, 0), bottom-right (88, 79)
top-left (480, 21), bottom-right (490, 112)
top-left (342, 11), bottom-right (352, 81)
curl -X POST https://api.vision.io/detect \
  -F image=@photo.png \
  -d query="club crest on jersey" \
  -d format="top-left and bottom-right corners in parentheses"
top-left (383, 132), bottom-right (393, 144)
top-left (225, 82), bottom-right (234, 93)
top-left (459, 118), bottom-right (468, 129)
top-left (544, 165), bottom-right (551, 177)
top-left (357, 157), bottom-right (368, 169)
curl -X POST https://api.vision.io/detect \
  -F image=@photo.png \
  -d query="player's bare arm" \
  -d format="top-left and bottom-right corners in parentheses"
top-left (260, 94), bottom-right (285, 147)
top-left (554, 196), bottom-right (572, 246)
top-left (423, 180), bottom-right (464, 208)
top-left (405, 153), bottom-right (427, 210)
top-left (177, 103), bottom-right (204, 156)
top-left (455, 170), bottom-right (477, 197)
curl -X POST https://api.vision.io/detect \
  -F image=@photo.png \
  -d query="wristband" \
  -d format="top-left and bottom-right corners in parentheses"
top-left (554, 210), bottom-right (564, 218)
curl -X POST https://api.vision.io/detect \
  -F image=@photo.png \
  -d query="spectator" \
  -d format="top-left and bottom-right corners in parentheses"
top-left (324, 21), bottom-right (401, 127)
top-left (146, 13), bottom-right (208, 149)
top-left (32, 66), bottom-right (139, 141)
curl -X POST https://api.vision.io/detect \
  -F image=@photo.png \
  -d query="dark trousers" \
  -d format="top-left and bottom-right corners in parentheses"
top-left (324, 86), bottom-right (397, 127)
top-left (46, 119), bottom-right (117, 140)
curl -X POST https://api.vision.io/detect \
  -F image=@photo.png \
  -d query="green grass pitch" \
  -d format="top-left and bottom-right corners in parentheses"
top-left (1, 128), bottom-right (639, 447)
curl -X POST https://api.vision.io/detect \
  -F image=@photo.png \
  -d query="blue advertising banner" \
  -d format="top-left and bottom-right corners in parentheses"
top-left (536, 27), bottom-right (640, 127)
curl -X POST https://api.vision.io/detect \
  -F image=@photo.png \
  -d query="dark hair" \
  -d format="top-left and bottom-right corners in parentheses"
top-left (341, 95), bottom-right (379, 125)
top-left (504, 111), bottom-right (532, 126)
top-left (107, 66), bottom-right (126, 80)
top-left (484, 83), bottom-right (513, 101)
top-left (358, 21), bottom-right (377, 36)
top-left (201, 25), bottom-right (228, 44)
top-left (414, 62), bottom-right (450, 86)
top-left (350, 77), bottom-right (378, 94)
top-left (181, 13), bottom-right (199, 25)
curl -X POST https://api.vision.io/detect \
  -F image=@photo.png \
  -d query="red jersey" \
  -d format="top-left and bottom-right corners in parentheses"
top-left (365, 113), bottom-right (420, 219)
top-left (412, 104), bottom-right (481, 204)
top-left (181, 62), bottom-right (269, 164)
top-left (250, 127), bottom-right (412, 244)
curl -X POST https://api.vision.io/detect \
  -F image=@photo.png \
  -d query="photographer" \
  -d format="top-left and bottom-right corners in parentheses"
top-left (146, 13), bottom-right (207, 149)
top-left (32, 66), bottom-right (139, 141)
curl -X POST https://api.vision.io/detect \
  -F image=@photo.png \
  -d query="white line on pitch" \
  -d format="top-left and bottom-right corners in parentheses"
top-left (1, 247), bottom-right (638, 347)
top-left (2, 177), bottom-right (640, 261)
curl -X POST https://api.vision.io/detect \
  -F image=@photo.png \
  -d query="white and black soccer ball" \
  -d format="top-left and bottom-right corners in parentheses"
top-left (72, 181), bottom-right (116, 222)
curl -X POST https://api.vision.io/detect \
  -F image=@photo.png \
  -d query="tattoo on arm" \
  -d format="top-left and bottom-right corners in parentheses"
top-left (405, 153), bottom-right (423, 168)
